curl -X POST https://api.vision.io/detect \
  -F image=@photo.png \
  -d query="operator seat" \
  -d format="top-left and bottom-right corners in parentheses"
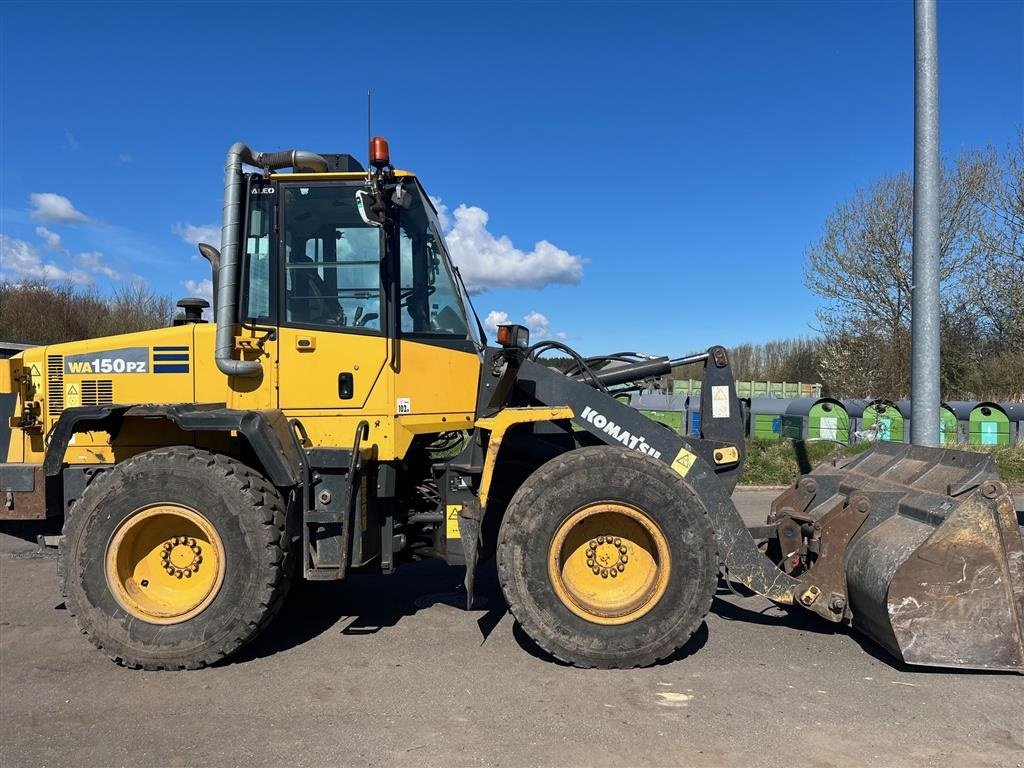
top-left (287, 252), bottom-right (341, 325)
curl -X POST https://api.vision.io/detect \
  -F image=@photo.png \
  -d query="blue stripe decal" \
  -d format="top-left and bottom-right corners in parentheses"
top-left (153, 353), bottom-right (190, 361)
top-left (154, 364), bottom-right (190, 374)
top-left (153, 346), bottom-right (190, 351)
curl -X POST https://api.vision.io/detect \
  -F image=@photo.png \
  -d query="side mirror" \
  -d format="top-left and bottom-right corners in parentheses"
top-left (355, 190), bottom-right (383, 227)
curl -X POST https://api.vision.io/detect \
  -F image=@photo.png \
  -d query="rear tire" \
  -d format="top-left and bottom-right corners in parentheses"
top-left (60, 447), bottom-right (292, 670)
top-left (496, 446), bottom-right (717, 668)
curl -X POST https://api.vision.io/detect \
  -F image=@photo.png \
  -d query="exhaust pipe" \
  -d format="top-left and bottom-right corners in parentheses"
top-left (216, 143), bottom-right (328, 377)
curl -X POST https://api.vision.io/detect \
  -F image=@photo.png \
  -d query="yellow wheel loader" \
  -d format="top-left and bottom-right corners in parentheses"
top-left (1, 140), bottom-right (1021, 671)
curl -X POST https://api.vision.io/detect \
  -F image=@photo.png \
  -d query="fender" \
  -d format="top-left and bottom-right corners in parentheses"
top-left (45, 403), bottom-right (303, 488)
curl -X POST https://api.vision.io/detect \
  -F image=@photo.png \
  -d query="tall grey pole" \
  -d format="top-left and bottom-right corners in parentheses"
top-left (911, 0), bottom-right (941, 447)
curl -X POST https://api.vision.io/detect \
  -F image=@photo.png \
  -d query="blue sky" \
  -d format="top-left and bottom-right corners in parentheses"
top-left (1, 1), bottom-right (1021, 355)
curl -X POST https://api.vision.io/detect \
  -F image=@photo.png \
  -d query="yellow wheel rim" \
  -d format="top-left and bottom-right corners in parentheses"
top-left (548, 502), bottom-right (671, 625)
top-left (105, 504), bottom-right (226, 625)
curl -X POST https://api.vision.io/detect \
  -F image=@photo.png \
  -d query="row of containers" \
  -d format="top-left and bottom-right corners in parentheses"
top-left (630, 394), bottom-right (1024, 446)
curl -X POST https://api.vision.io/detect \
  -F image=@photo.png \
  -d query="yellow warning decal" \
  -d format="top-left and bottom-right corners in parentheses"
top-left (66, 384), bottom-right (81, 408)
top-left (446, 504), bottom-right (462, 539)
top-left (671, 448), bottom-right (697, 477)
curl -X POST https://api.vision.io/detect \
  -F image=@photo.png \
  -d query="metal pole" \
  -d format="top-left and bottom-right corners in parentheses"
top-left (911, 0), bottom-right (941, 447)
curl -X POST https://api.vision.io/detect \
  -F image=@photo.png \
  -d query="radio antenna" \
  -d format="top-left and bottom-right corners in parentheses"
top-left (367, 89), bottom-right (372, 170)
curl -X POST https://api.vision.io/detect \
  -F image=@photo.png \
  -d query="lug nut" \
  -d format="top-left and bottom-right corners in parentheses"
top-left (617, 563), bottom-right (625, 572)
top-left (597, 536), bottom-right (605, 544)
top-left (184, 570), bottom-right (192, 578)
top-left (165, 566), bottom-right (175, 575)
top-left (613, 538), bottom-right (621, 547)
top-left (592, 567), bottom-right (600, 575)
top-left (619, 546), bottom-right (627, 555)
top-left (601, 569), bottom-right (609, 578)
top-left (609, 569), bottom-right (618, 578)
top-left (621, 555), bottom-right (628, 564)
top-left (163, 542), bottom-right (172, 551)
top-left (587, 559), bottom-right (595, 567)
top-left (589, 539), bottom-right (597, 548)
top-left (175, 570), bottom-right (183, 579)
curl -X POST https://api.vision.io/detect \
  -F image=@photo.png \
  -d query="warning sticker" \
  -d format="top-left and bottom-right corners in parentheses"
top-left (711, 386), bottom-right (730, 418)
top-left (671, 448), bottom-right (698, 477)
top-left (66, 383), bottom-right (81, 408)
top-left (446, 505), bottom-right (462, 539)
top-left (396, 397), bottom-right (412, 415)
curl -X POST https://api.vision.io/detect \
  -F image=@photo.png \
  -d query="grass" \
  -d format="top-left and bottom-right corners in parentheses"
top-left (738, 438), bottom-right (1024, 490)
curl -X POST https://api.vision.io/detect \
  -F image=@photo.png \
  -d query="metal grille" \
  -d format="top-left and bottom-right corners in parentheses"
top-left (47, 355), bottom-right (64, 416)
top-left (81, 380), bottom-right (114, 406)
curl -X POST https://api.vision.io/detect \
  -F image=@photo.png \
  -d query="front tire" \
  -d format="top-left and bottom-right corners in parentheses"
top-left (60, 447), bottom-right (292, 670)
top-left (496, 446), bottom-right (717, 668)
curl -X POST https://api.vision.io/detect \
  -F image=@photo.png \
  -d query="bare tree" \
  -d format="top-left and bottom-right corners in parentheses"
top-left (0, 281), bottom-right (174, 346)
top-left (804, 149), bottom-right (993, 398)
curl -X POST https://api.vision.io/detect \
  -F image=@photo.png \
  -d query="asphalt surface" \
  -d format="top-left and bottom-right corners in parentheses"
top-left (1, 490), bottom-right (1021, 768)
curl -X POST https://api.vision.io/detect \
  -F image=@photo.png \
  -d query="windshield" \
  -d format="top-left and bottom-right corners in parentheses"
top-left (397, 181), bottom-right (473, 340)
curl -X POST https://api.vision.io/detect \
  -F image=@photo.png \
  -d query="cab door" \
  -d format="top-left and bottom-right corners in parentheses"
top-left (275, 182), bottom-right (391, 441)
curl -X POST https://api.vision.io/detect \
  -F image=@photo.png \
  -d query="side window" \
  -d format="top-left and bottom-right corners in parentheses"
top-left (243, 200), bottom-right (272, 321)
top-left (283, 186), bottom-right (382, 331)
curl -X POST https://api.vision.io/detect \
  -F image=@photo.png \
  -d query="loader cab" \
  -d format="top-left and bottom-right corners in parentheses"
top-left (230, 162), bottom-right (482, 451)
top-left (240, 174), bottom-right (474, 343)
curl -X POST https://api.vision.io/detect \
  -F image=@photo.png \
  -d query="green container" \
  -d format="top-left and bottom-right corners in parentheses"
top-left (969, 404), bottom-right (1009, 446)
top-left (940, 406), bottom-right (958, 445)
top-left (861, 402), bottom-right (905, 442)
top-left (808, 400), bottom-right (850, 443)
top-left (640, 409), bottom-right (683, 434)
top-left (753, 413), bottom-right (782, 441)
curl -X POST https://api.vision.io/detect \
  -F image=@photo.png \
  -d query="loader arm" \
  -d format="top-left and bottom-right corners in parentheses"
top-left (509, 348), bottom-right (801, 604)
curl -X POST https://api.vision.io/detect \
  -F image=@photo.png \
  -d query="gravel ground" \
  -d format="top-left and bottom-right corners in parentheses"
top-left (1, 490), bottom-right (1021, 768)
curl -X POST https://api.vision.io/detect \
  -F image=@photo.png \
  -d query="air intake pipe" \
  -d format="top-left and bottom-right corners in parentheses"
top-left (216, 143), bottom-right (328, 377)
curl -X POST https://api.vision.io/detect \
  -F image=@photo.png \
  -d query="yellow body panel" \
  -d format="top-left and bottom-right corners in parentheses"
top-left (277, 327), bottom-right (390, 411)
top-left (474, 407), bottom-right (575, 508)
top-left (2, 320), bottom-right (483, 466)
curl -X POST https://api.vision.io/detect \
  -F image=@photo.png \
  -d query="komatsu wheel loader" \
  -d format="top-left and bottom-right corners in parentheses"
top-left (1, 139), bottom-right (1021, 671)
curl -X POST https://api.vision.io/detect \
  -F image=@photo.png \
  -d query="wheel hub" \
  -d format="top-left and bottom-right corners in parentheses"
top-left (105, 504), bottom-right (225, 625)
top-left (548, 502), bottom-right (671, 625)
top-left (587, 537), bottom-right (628, 577)
top-left (162, 537), bottom-right (204, 578)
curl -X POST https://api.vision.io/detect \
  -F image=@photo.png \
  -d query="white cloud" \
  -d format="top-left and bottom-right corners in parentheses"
top-left (484, 310), bottom-right (510, 332)
top-left (434, 200), bottom-right (584, 293)
top-left (522, 310), bottom-right (567, 340)
top-left (118, 152), bottom-right (133, 164)
top-left (0, 235), bottom-right (90, 284)
top-left (64, 128), bottom-right (79, 151)
top-left (35, 226), bottom-right (62, 250)
top-left (485, 309), bottom-right (566, 341)
top-left (429, 195), bottom-right (451, 232)
top-left (174, 222), bottom-right (220, 248)
top-left (29, 193), bottom-right (90, 223)
top-left (76, 251), bottom-right (121, 280)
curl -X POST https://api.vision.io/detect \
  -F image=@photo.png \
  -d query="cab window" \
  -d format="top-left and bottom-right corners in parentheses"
top-left (242, 192), bottom-right (273, 321)
top-left (282, 184), bottom-right (382, 331)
